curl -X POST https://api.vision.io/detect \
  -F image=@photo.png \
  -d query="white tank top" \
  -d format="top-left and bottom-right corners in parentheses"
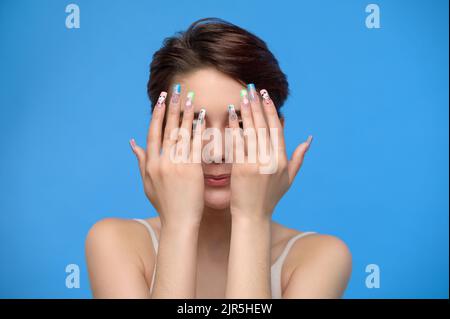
top-left (134, 218), bottom-right (316, 299)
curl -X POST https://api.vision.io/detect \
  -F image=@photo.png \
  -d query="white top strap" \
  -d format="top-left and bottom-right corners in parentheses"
top-left (133, 218), bottom-right (159, 294)
top-left (271, 232), bottom-right (316, 299)
top-left (133, 218), bottom-right (159, 253)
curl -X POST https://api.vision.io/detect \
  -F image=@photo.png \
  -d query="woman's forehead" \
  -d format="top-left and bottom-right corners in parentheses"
top-left (174, 68), bottom-right (244, 115)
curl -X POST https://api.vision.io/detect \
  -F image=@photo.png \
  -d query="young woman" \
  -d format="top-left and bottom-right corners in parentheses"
top-left (86, 18), bottom-right (352, 299)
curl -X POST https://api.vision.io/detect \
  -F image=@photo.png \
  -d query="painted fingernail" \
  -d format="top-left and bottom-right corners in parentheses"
top-left (228, 104), bottom-right (237, 121)
top-left (171, 83), bottom-right (181, 103)
top-left (198, 108), bottom-right (206, 124)
top-left (156, 92), bottom-right (167, 107)
top-left (260, 89), bottom-right (271, 105)
top-left (247, 83), bottom-right (256, 101)
top-left (240, 89), bottom-right (249, 107)
top-left (129, 138), bottom-right (136, 152)
top-left (186, 91), bottom-right (195, 109)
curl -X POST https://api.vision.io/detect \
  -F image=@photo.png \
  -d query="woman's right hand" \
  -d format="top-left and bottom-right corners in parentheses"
top-left (129, 88), bottom-right (206, 227)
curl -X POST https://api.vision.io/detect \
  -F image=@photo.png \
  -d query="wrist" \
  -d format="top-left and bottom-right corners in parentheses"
top-left (230, 206), bottom-right (272, 221)
top-left (231, 212), bottom-right (272, 226)
top-left (160, 216), bottom-right (201, 233)
top-left (159, 207), bottom-right (203, 227)
top-left (159, 223), bottom-right (200, 246)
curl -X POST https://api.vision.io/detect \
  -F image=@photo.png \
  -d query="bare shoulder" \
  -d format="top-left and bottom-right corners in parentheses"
top-left (86, 217), bottom-right (158, 261)
top-left (292, 232), bottom-right (351, 263)
top-left (272, 222), bottom-right (352, 298)
top-left (271, 221), bottom-right (351, 264)
top-left (85, 218), bottom-right (158, 290)
top-left (86, 218), bottom-right (148, 248)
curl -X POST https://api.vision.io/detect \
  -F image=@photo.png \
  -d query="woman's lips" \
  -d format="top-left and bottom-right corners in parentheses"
top-left (204, 174), bottom-right (231, 187)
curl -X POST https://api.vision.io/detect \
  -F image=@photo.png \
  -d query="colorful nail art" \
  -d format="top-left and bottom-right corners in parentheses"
top-left (171, 84), bottom-right (181, 103)
top-left (240, 89), bottom-right (249, 106)
top-left (228, 104), bottom-right (237, 121)
top-left (247, 83), bottom-right (256, 101)
top-left (186, 91), bottom-right (195, 109)
top-left (198, 108), bottom-right (206, 124)
top-left (260, 89), bottom-right (271, 105)
top-left (156, 92), bottom-right (167, 107)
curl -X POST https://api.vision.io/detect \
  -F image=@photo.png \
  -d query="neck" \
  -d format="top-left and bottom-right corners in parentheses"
top-left (197, 206), bottom-right (232, 261)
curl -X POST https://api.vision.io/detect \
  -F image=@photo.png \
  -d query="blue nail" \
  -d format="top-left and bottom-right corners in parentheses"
top-left (247, 83), bottom-right (257, 100)
top-left (173, 84), bottom-right (181, 94)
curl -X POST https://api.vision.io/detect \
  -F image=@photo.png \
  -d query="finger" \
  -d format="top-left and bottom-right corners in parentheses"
top-left (247, 84), bottom-right (268, 131)
top-left (130, 138), bottom-right (146, 177)
top-left (146, 91), bottom-right (167, 159)
top-left (191, 108), bottom-right (206, 163)
top-left (227, 104), bottom-right (242, 163)
top-left (162, 83), bottom-right (181, 156)
top-left (287, 135), bottom-right (313, 184)
top-left (260, 89), bottom-right (285, 154)
top-left (177, 91), bottom-right (195, 161)
top-left (179, 91), bottom-right (195, 140)
top-left (240, 89), bottom-right (256, 159)
top-left (247, 84), bottom-right (271, 164)
top-left (227, 104), bottom-right (240, 129)
top-left (239, 88), bottom-right (254, 131)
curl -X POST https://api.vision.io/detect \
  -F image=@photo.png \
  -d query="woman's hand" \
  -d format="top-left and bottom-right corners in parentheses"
top-left (130, 88), bottom-right (206, 227)
top-left (227, 85), bottom-right (312, 220)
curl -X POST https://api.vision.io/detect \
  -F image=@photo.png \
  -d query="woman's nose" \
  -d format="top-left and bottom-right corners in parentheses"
top-left (201, 123), bottom-right (228, 163)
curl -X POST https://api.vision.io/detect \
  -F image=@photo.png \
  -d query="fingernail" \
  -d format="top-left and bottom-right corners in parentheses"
top-left (228, 104), bottom-right (237, 121)
top-left (198, 108), bottom-right (206, 124)
top-left (156, 92), bottom-right (167, 108)
top-left (171, 84), bottom-right (181, 103)
top-left (186, 91), bottom-right (195, 109)
top-left (260, 89), bottom-right (271, 105)
top-left (240, 89), bottom-right (249, 107)
top-left (129, 138), bottom-right (136, 152)
top-left (306, 135), bottom-right (313, 149)
top-left (247, 83), bottom-right (256, 101)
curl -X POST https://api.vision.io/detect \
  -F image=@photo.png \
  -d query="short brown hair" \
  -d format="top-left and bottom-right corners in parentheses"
top-left (147, 17), bottom-right (289, 115)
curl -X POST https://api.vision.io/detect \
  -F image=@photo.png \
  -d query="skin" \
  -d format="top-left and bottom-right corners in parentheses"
top-left (85, 67), bottom-right (352, 299)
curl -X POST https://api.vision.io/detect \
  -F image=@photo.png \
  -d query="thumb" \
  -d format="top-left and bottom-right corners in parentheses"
top-left (129, 138), bottom-right (146, 176)
top-left (287, 135), bottom-right (313, 184)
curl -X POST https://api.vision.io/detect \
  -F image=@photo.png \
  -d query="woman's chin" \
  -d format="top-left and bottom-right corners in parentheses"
top-left (204, 187), bottom-right (231, 211)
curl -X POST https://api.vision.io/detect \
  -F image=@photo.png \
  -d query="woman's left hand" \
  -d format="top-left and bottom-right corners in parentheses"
top-left (227, 86), bottom-right (312, 220)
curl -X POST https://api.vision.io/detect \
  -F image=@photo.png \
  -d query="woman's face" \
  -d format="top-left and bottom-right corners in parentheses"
top-left (172, 68), bottom-right (244, 211)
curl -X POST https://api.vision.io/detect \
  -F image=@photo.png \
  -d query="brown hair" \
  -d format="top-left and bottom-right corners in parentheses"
top-left (147, 17), bottom-right (289, 115)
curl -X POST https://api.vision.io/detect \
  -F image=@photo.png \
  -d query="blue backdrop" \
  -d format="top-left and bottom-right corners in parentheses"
top-left (0, 0), bottom-right (448, 298)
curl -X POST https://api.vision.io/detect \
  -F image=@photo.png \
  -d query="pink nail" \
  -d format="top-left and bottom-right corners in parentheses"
top-left (129, 138), bottom-right (136, 152)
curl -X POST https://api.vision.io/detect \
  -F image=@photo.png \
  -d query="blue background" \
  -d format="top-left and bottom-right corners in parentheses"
top-left (0, 0), bottom-right (448, 298)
